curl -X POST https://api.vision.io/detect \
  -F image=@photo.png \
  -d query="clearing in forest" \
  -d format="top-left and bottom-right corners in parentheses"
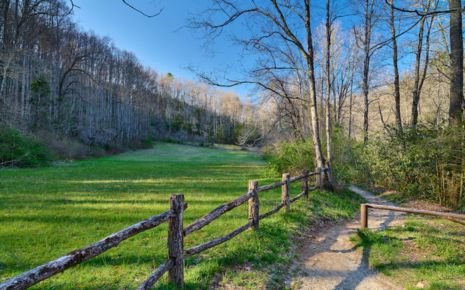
top-left (0, 143), bottom-right (361, 289)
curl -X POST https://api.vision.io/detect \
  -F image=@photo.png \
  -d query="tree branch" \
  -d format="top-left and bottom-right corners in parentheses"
top-left (121, 0), bottom-right (163, 18)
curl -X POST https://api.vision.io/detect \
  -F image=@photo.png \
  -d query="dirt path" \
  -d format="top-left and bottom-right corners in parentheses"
top-left (290, 185), bottom-right (404, 290)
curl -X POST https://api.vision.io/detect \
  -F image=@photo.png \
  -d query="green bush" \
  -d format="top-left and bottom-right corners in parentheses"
top-left (262, 127), bottom-right (360, 180)
top-left (357, 126), bottom-right (464, 208)
top-left (329, 127), bottom-right (365, 184)
top-left (262, 125), bottom-right (464, 208)
top-left (0, 127), bottom-right (53, 167)
top-left (263, 139), bottom-right (315, 174)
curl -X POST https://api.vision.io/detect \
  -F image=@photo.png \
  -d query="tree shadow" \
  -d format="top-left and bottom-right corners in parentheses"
top-left (332, 231), bottom-right (376, 289)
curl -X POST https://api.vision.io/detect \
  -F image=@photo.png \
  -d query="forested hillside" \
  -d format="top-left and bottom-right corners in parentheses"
top-left (0, 0), bottom-right (261, 157)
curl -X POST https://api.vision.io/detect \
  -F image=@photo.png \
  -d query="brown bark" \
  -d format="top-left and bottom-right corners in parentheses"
top-left (281, 173), bottom-right (291, 212)
top-left (325, 0), bottom-right (335, 186)
top-left (259, 203), bottom-right (286, 220)
top-left (257, 180), bottom-right (286, 192)
top-left (348, 69), bottom-right (354, 139)
top-left (448, 0), bottom-right (463, 126)
top-left (185, 223), bottom-right (251, 256)
top-left (364, 203), bottom-right (465, 220)
top-left (290, 191), bottom-right (306, 203)
top-left (137, 259), bottom-right (174, 290)
top-left (305, 0), bottom-right (326, 174)
top-left (362, 0), bottom-right (374, 145)
top-left (362, 0), bottom-right (375, 145)
top-left (360, 204), bottom-right (368, 229)
top-left (184, 190), bottom-right (252, 235)
top-left (389, 0), bottom-right (403, 133)
top-left (411, 17), bottom-right (426, 128)
top-left (248, 180), bottom-right (259, 230)
top-left (168, 194), bottom-right (185, 288)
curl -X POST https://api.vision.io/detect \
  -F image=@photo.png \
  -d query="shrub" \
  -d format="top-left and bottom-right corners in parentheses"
top-left (262, 127), bottom-right (361, 181)
top-left (357, 126), bottom-right (464, 208)
top-left (0, 127), bottom-right (53, 167)
top-left (34, 130), bottom-right (105, 160)
top-left (263, 140), bottom-right (315, 175)
top-left (262, 125), bottom-right (464, 209)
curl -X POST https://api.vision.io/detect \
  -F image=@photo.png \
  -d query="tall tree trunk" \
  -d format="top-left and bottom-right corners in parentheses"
top-left (1, 0), bottom-right (9, 47)
top-left (325, 0), bottom-right (334, 186)
top-left (389, 0), bottom-right (403, 134)
top-left (305, 0), bottom-right (326, 179)
top-left (348, 73), bottom-right (354, 139)
top-left (362, 0), bottom-right (373, 145)
top-left (411, 17), bottom-right (425, 129)
top-left (449, 0), bottom-right (463, 126)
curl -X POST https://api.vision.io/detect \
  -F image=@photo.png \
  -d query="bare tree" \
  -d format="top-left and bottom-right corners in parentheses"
top-left (121, 0), bottom-right (163, 18)
top-left (193, 0), bottom-right (329, 180)
top-left (410, 1), bottom-right (435, 129)
top-left (388, 0), bottom-right (463, 127)
top-left (448, 0), bottom-right (463, 126)
top-left (325, 0), bottom-right (334, 186)
top-left (359, 0), bottom-right (376, 144)
top-left (388, 0), bottom-right (403, 133)
top-left (0, 0), bottom-right (258, 150)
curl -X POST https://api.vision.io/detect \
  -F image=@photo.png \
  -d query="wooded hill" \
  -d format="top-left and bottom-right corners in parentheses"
top-left (0, 0), bottom-right (259, 151)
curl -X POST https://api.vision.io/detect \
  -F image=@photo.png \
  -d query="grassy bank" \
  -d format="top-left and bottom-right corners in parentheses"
top-left (0, 143), bottom-right (361, 289)
top-left (353, 217), bottom-right (465, 289)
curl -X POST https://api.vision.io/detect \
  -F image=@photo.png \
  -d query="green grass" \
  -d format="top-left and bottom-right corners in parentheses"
top-left (352, 217), bottom-right (465, 290)
top-left (0, 142), bottom-right (362, 289)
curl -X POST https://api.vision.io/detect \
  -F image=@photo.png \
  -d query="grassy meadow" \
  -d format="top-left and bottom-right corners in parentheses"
top-left (0, 143), bottom-right (362, 289)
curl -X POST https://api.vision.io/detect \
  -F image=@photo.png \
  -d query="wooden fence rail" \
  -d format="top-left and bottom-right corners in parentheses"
top-left (0, 210), bottom-right (172, 290)
top-left (0, 168), bottom-right (322, 290)
top-left (360, 203), bottom-right (465, 229)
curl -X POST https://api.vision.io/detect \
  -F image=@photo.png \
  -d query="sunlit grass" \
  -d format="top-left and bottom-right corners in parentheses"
top-left (352, 217), bottom-right (465, 290)
top-left (0, 142), bottom-right (362, 289)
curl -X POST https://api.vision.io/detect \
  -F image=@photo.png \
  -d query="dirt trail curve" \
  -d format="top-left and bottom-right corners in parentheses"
top-left (290, 185), bottom-right (403, 290)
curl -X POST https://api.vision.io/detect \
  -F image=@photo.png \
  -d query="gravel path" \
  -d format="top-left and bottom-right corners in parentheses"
top-left (291, 185), bottom-right (404, 290)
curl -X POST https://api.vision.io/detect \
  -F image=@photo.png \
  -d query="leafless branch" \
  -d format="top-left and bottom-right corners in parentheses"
top-left (121, 0), bottom-right (163, 18)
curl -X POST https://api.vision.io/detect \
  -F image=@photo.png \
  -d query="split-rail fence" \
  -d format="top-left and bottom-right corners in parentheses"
top-left (0, 169), bottom-right (325, 290)
top-left (360, 203), bottom-right (465, 228)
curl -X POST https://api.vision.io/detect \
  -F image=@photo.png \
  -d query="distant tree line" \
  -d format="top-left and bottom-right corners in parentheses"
top-left (0, 0), bottom-right (259, 149)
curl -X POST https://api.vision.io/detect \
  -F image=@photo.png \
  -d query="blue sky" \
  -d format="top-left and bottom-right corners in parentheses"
top-left (71, 1), bottom-right (420, 100)
top-left (72, 0), bottom-right (255, 98)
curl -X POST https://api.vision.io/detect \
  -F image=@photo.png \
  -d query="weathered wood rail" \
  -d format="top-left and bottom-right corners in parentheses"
top-left (0, 168), bottom-right (323, 290)
top-left (360, 203), bottom-right (465, 229)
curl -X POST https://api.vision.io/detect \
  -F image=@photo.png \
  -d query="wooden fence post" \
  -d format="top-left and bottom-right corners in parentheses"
top-left (360, 204), bottom-right (368, 229)
top-left (282, 173), bottom-right (290, 211)
top-left (301, 169), bottom-right (309, 198)
top-left (248, 180), bottom-right (259, 230)
top-left (168, 194), bottom-right (185, 288)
